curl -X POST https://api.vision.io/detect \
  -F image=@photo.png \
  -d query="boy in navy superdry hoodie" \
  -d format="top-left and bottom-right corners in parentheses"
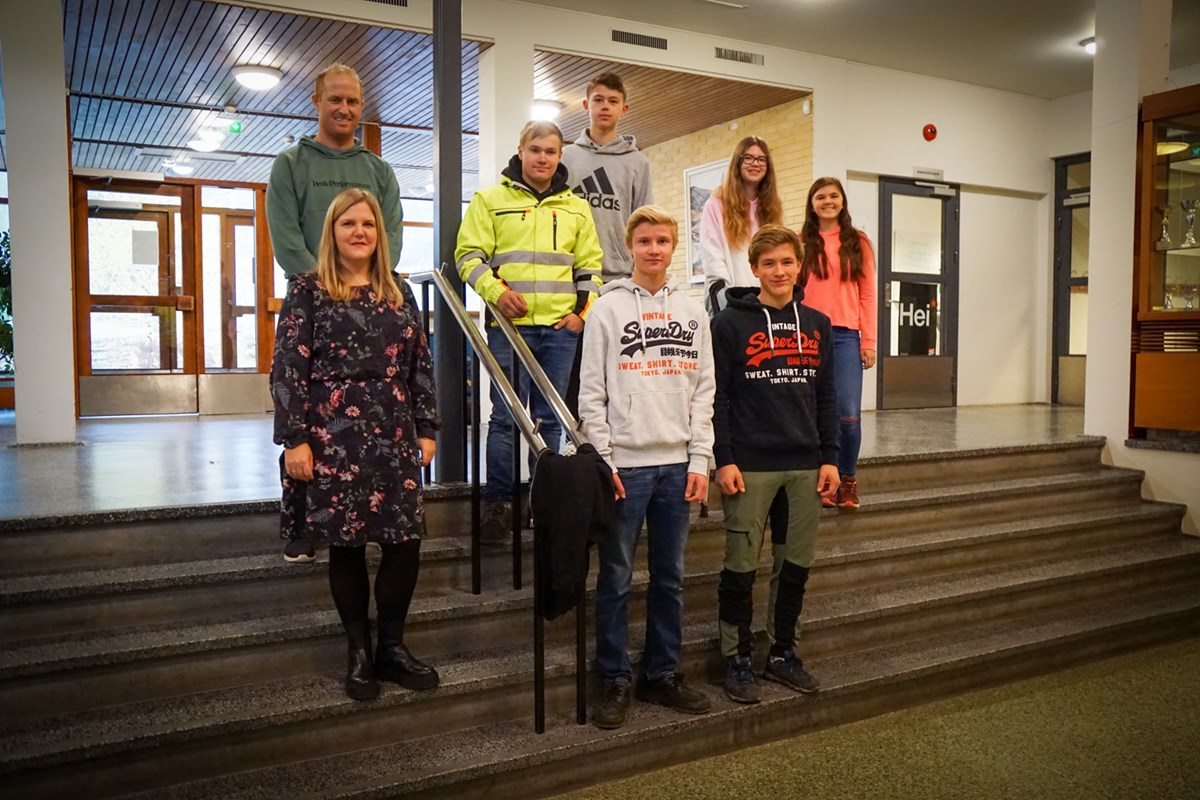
top-left (710, 224), bottom-right (839, 704)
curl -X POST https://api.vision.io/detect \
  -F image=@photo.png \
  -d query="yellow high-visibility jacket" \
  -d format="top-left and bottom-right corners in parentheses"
top-left (456, 166), bottom-right (604, 326)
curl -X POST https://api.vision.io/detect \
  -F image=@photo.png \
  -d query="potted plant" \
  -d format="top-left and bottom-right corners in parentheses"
top-left (0, 230), bottom-right (12, 373)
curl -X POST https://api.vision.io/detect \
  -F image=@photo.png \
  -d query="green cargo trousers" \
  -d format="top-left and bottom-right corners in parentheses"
top-left (718, 469), bottom-right (819, 658)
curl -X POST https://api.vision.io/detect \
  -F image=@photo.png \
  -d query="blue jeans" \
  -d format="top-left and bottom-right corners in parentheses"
top-left (483, 324), bottom-right (578, 502)
top-left (831, 326), bottom-right (863, 477)
top-left (595, 463), bottom-right (690, 682)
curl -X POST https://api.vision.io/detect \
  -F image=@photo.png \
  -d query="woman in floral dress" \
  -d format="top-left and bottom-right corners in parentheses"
top-left (272, 187), bottom-right (439, 701)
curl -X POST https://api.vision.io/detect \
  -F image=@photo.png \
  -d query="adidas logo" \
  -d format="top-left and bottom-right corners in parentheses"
top-left (574, 167), bottom-right (622, 211)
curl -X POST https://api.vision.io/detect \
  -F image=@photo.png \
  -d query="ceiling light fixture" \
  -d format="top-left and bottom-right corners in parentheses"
top-left (232, 64), bottom-right (283, 91)
top-left (163, 160), bottom-right (194, 176)
top-left (531, 99), bottom-right (564, 121)
top-left (701, 0), bottom-right (748, 7)
top-left (187, 139), bottom-right (220, 153)
top-left (1157, 141), bottom-right (1189, 156)
top-left (1080, 36), bottom-right (1096, 55)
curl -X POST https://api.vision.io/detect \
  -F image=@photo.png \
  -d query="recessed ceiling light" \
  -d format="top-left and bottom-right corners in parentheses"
top-left (232, 65), bottom-right (283, 91)
top-left (531, 99), bottom-right (563, 121)
top-left (1080, 36), bottom-right (1096, 55)
top-left (188, 139), bottom-right (220, 153)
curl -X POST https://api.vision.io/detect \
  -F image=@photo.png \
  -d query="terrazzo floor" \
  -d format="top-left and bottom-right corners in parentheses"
top-left (553, 634), bottom-right (1200, 800)
top-left (0, 405), bottom-right (1086, 520)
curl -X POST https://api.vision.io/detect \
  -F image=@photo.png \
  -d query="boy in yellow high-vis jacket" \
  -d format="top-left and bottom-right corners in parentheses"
top-left (456, 120), bottom-right (604, 542)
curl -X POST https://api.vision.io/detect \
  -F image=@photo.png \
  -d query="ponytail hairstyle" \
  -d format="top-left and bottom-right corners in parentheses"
top-left (714, 136), bottom-right (783, 249)
top-left (800, 176), bottom-right (865, 283)
top-left (316, 188), bottom-right (404, 305)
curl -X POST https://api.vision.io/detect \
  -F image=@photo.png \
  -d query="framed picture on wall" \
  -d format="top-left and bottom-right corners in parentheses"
top-left (684, 159), bottom-right (726, 284)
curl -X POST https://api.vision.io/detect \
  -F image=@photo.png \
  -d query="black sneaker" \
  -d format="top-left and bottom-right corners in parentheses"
top-left (724, 655), bottom-right (760, 704)
top-left (283, 538), bottom-right (315, 563)
top-left (592, 677), bottom-right (632, 729)
top-left (635, 672), bottom-right (711, 715)
top-left (763, 649), bottom-right (820, 694)
top-left (479, 501), bottom-right (512, 545)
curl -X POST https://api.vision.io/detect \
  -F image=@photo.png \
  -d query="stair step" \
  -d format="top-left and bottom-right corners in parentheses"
top-left (4, 536), bottom-right (1197, 797)
top-left (106, 583), bottom-right (1200, 800)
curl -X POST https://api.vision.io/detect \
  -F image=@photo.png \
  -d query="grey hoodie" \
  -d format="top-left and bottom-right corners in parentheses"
top-left (562, 129), bottom-right (654, 283)
top-left (578, 277), bottom-right (715, 474)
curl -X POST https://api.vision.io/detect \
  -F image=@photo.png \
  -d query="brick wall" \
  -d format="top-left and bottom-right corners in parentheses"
top-left (640, 96), bottom-right (814, 302)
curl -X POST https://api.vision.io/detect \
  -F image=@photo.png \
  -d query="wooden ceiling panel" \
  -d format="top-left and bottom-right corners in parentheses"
top-left (48, 0), bottom-right (802, 187)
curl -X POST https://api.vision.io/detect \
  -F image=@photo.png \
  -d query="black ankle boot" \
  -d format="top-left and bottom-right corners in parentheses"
top-left (343, 620), bottom-right (380, 701)
top-left (375, 620), bottom-right (439, 689)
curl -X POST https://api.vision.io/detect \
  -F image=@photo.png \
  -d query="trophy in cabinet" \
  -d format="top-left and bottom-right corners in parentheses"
top-left (1164, 283), bottom-right (1175, 310)
top-left (1157, 204), bottom-right (1173, 248)
top-left (1187, 284), bottom-right (1196, 311)
top-left (1182, 199), bottom-right (1198, 247)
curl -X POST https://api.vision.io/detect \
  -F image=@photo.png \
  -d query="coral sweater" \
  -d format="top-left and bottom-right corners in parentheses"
top-left (802, 226), bottom-right (878, 351)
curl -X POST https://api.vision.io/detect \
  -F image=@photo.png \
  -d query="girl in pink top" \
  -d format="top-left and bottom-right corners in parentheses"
top-left (800, 177), bottom-right (877, 509)
top-left (699, 136), bottom-right (784, 314)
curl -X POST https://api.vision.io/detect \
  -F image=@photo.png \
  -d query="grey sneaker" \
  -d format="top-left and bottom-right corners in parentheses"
top-left (592, 677), bottom-right (632, 729)
top-left (283, 538), bottom-right (315, 563)
top-left (635, 673), bottom-right (711, 715)
top-left (763, 649), bottom-right (820, 694)
top-left (724, 655), bottom-right (761, 704)
top-left (479, 501), bottom-right (512, 545)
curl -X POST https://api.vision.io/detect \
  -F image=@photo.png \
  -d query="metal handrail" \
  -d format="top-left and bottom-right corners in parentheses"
top-left (431, 263), bottom-right (591, 734)
top-left (430, 268), bottom-right (547, 455)
top-left (490, 309), bottom-right (586, 449)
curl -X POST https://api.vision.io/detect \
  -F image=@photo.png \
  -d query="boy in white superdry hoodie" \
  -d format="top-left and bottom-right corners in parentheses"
top-left (578, 206), bottom-right (715, 730)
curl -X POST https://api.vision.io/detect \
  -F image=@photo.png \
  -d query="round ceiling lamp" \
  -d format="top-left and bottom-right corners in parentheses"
top-left (232, 64), bottom-right (283, 91)
top-left (1080, 37), bottom-right (1096, 55)
top-left (531, 99), bottom-right (564, 121)
top-left (187, 138), bottom-right (220, 153)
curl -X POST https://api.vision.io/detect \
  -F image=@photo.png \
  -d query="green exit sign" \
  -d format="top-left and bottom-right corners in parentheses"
top-left (227, 120), bottom-right (243, 134)
top-left (1192, 144), bottom-right (1200, 158)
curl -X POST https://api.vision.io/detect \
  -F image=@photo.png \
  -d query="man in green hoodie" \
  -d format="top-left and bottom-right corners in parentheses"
top-left (267, 62), bottom-right (405, 563)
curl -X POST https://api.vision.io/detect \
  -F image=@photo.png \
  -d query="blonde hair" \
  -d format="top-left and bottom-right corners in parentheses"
top-left (314, 63), bottom-right (363, 100)
top-left (316, 189), bottom-right (403, 306)
top-left (625, 205), bottom-right (678, 247)
top-left (519, 120), bottom-right (563, 147)
top-left (714, 136), bottom-right (784, 249)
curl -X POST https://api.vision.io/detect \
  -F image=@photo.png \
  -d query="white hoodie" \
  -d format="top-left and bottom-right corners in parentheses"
top-left (578, 277), bottom-right (715, 474)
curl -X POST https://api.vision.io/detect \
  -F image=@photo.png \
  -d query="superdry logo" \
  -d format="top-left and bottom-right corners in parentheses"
top-left (574, 168), bottom-right (621, 211)
top-left (619, 319), bottom-right (697, 358)
top-left (745, 329), bottom-right (821, 368)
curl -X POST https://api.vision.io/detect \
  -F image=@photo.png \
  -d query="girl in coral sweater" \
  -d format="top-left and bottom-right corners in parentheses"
top-left (800, 177), bottom-right (877, 509)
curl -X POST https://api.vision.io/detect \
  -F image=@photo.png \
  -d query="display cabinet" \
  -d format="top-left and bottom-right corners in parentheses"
top-left (1133, 83), bottom-right (1200, 437)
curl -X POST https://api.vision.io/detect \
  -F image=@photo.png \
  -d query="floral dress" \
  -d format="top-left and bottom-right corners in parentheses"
top-left (271, 273), bottom-right (439, 546)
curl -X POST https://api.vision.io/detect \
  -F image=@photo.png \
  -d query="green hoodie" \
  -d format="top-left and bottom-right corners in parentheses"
top-left (266, 136), bottom-right (404, 276)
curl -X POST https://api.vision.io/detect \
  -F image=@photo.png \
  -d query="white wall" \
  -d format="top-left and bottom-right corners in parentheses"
top-left (958, 190), bottom-right (1050, 404)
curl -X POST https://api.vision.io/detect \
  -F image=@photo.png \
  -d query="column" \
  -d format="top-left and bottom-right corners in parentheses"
top-left (0, 1), bottom-right (78, 444)
top-left (1084, 0), bottom-right (1171, 442)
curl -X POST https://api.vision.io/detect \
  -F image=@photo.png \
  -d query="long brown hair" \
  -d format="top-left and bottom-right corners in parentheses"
top-left (800, 176), bottom-right (866, 283)
top-left (316, 188), bottom-right (403, 305)
top-left (714, 136), bottom-right (783, 249)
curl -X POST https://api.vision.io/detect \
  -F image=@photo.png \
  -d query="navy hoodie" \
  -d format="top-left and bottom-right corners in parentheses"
top-left (710, 286), bottom-right (839, 471)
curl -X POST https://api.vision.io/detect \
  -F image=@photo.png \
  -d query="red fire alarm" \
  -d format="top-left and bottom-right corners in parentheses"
top-left (923, 123), bottom-right (938, 141)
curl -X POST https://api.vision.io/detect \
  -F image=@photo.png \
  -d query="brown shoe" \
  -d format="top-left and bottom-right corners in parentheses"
top-left (837, 476), bottom-right (860, 509)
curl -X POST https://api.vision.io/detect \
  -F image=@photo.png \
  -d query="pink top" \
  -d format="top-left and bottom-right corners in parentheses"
top-left (802, 227), bottom-right (878, 351)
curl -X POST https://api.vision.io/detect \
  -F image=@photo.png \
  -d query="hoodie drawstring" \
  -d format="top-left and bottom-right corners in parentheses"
top-left (760, 303), bottom-right (803, 356)
top-left (632, 283), bottom-right (672, 354)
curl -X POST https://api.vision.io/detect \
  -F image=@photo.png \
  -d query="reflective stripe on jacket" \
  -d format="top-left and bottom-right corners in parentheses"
top-left (455, 176), bottom-right (603, 326)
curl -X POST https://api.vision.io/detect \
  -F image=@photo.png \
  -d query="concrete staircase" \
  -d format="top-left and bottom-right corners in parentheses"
top-left (1, 437), bottom-right (1197, 799)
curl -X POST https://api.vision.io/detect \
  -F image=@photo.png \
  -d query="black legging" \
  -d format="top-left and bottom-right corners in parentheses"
top-left (327, 540), bottom-right (422, 626)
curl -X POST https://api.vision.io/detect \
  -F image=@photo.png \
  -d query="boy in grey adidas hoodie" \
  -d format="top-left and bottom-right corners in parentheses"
top-left (579, 206), bottom-right (715, 730)
top-left (562, 72), bottom-right (654, 284)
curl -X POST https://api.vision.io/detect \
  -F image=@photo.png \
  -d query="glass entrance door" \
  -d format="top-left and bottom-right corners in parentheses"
top-left (74, 181), bottom-right (198, 415)
top-left (877, 178), bottom-right (960, 409)
top-left (1053, 155), bottom-right (1089, 406)
top-left (73, 178), bottom-right (272, 416)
